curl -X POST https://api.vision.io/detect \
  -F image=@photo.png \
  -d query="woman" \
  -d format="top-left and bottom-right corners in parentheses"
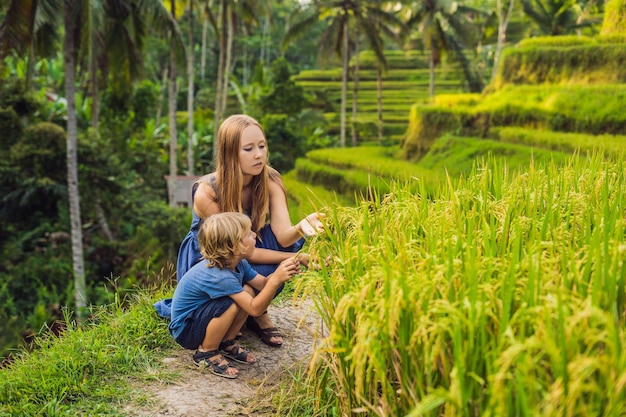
top-left (176, 114), bottom-right (324, 347)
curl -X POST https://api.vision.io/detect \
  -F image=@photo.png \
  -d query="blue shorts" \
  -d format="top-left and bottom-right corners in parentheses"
top-left (174, 297), bottom-right (234, 350)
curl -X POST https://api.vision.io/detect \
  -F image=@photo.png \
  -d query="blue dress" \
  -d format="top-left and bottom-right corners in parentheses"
top-left (154, 177), bottom-right (305, 319)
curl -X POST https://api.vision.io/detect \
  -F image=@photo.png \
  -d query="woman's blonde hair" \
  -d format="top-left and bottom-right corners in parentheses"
top-left (198, 212), bottom-right (252, 270)
top-left (210, 114), bottom-right (285, 234)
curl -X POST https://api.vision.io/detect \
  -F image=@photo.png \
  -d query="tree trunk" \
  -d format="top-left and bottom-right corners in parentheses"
top-left (187, 1), bottom-right (195, 176)
top-left (340, 18), bottom-right (349, 147)
top-left (213, 0), bottom-right (227, 157)
top-left (168, 0), bottom-right (178, 207)
top-left (351, 29), bottom-right (359, 147)
top-left (261, 17), bottom-right (270, 68)
top-left (429, 38), bottom-right (435, 99)
top-left (64, 1), bottom-right (87, 318)
top-left (91, 25), bottom-right (99, 131)
top-left (156, 66), bottom-right (168, 125)
top-left (201, 19), bottom-right (207, 81)
top-left (220, 9), bottom-right (234, 121)
top-left (377, 63), bottom-right (383, 144)
top-left (491, 0), bottom-right (515, 83)
top-left (95, 197), bottom-right (115, 242)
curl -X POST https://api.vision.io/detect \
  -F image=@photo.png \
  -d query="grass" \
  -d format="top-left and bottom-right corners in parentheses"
top-left (0, 286), bottom-right (178, 416)
top-left (493, 126), bottom-right (626, 156)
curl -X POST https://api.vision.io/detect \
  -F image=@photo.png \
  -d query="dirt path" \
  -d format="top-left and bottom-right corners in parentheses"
top-left (128, 299), bottom-right (321, 416)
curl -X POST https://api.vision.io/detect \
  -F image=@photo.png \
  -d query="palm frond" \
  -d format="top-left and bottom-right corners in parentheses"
top-left (0, 0), bottom-right (35, 58)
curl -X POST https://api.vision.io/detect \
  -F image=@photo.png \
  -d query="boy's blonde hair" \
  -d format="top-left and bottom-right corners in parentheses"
top-left (198, 212), bottom-right (253, 270)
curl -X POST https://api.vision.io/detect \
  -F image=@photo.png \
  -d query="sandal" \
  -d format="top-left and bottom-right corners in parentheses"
top-left (192, 349), bottom-right (238, 379)
top-left (246, 315), bottom-right (283, 347)
top-left (219, 339), bottom-right (256, 364)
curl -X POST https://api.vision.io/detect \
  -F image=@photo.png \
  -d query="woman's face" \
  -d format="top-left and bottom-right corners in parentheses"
top-left (239, 125), bottom-right (267, 177)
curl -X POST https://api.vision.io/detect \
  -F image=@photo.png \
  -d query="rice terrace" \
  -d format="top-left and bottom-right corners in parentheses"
top-left (1, 0), bottom-right (625, 416)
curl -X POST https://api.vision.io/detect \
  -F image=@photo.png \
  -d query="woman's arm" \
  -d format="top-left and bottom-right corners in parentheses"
top-left (267, 180), bottom-right (324, 247)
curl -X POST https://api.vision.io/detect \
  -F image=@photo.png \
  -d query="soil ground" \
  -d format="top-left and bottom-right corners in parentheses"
top-left (127, 299), bottom-right (321, 417)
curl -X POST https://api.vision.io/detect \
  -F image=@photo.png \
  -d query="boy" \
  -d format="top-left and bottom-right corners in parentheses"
top-left (168, 212), bottom-right (301, 378)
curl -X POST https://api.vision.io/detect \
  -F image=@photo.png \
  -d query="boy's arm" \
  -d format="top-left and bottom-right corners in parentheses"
top-left (230, 258), bottom-right (299, 317)
top-left (230, 279), bottom-right (278, 317)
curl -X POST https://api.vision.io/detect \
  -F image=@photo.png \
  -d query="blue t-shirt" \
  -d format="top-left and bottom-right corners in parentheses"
top-left (168, 259), bottom-right (258, 340)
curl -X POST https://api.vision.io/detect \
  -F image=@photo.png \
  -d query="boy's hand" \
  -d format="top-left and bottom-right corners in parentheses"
top-left (269, 258), bottom-right (300, 283)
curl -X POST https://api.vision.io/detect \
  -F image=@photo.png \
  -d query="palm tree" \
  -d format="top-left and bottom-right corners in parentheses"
top-left (491, 0), bottom-right (516, 83)
top-left (187, 0), bottom-right (195, 176)
top-left (1, 0), bottom-right (185, 312)
top-left (521, 0), bottom-right (594, 35)
top-left (63, 0), bottom-right (88, 317)
top-left (352, 0), bottom-right (407, 146)
top-left (0, 0), bottom-right (61, 87)
top-left (168, 0), bottom-right (180, 207)
top-left (283, 1), bottom-right (351, 146)
top-left (284, 0), bottom-right (403, 146)
top-left (401, 0), bottom-right (484, 98)
top-left (212, 0), bottom-right (268, 157)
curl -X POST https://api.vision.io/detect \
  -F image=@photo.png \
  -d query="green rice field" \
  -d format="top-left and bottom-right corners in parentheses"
top-left (290, 153), bottom-right (626, 416)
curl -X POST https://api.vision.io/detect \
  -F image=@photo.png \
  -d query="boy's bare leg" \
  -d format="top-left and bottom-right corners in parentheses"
top-left (217, 286), bottom-right (257, 364)
top-left (243, 282), bottom-right (283, 345)
top-left (199, 302), bottom-right (240, 352)
top-left (224, 285), bottom-right (255, 341)
top-left (198, 303), bottom-right (240, 377)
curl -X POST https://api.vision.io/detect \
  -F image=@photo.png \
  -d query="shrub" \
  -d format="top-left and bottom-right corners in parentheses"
top-left (495, 42), bottom-right (626, 87)
top-left (0, 107), bottom-right (22, 149)
top-left (601, 0), bottom-right (626, 35)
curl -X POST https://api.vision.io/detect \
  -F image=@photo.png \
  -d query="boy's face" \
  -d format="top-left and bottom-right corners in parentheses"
top-left (242, 228), bottom-right (256, 258)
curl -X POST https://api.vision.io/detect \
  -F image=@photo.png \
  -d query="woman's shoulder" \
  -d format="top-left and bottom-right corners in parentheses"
top-left (196, 172), bottom-right (217, 185)
top-left (196, 173), bottom-right (218, 193)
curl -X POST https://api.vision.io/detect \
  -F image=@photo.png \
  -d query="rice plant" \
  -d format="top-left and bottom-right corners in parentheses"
top-left (294, 153), bottom-right (626, 416)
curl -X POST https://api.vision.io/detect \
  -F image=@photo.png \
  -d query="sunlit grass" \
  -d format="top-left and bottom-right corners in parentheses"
top-left (288, 153), bottom-right (626, 416)
top-left (0, 285), bottom-right (178, 416)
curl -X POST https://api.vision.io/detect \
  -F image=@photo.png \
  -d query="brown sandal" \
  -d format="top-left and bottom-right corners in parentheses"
top-left (246, 316), bottom-right (283, 347)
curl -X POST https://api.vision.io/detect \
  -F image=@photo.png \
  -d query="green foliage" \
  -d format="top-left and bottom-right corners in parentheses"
top-left (255, 57), bottom-right (306, 117)
top-left (3, 122), bottom-right (67, 229)
top-left (601, 0), bottom-right (626, 35)
top-left (521, 0), bottom-right (595, 35)
top-left (11, 122), bottom-right (66, 182)
top-left (260, 114), bottom-right (305, 173)
top-left (0, 106), bottom-right (22, 149)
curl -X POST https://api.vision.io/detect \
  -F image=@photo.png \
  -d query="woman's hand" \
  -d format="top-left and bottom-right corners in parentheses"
top-left (293, 252), bottom-right (330, 271)
top-left (296, 212), bottom-right (325, 237)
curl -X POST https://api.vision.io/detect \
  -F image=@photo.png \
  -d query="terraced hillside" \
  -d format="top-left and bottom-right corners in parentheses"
top-left (292, 50), bottom-right (468, 144)
top-left (284, 32), bottom-right (626, 217)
